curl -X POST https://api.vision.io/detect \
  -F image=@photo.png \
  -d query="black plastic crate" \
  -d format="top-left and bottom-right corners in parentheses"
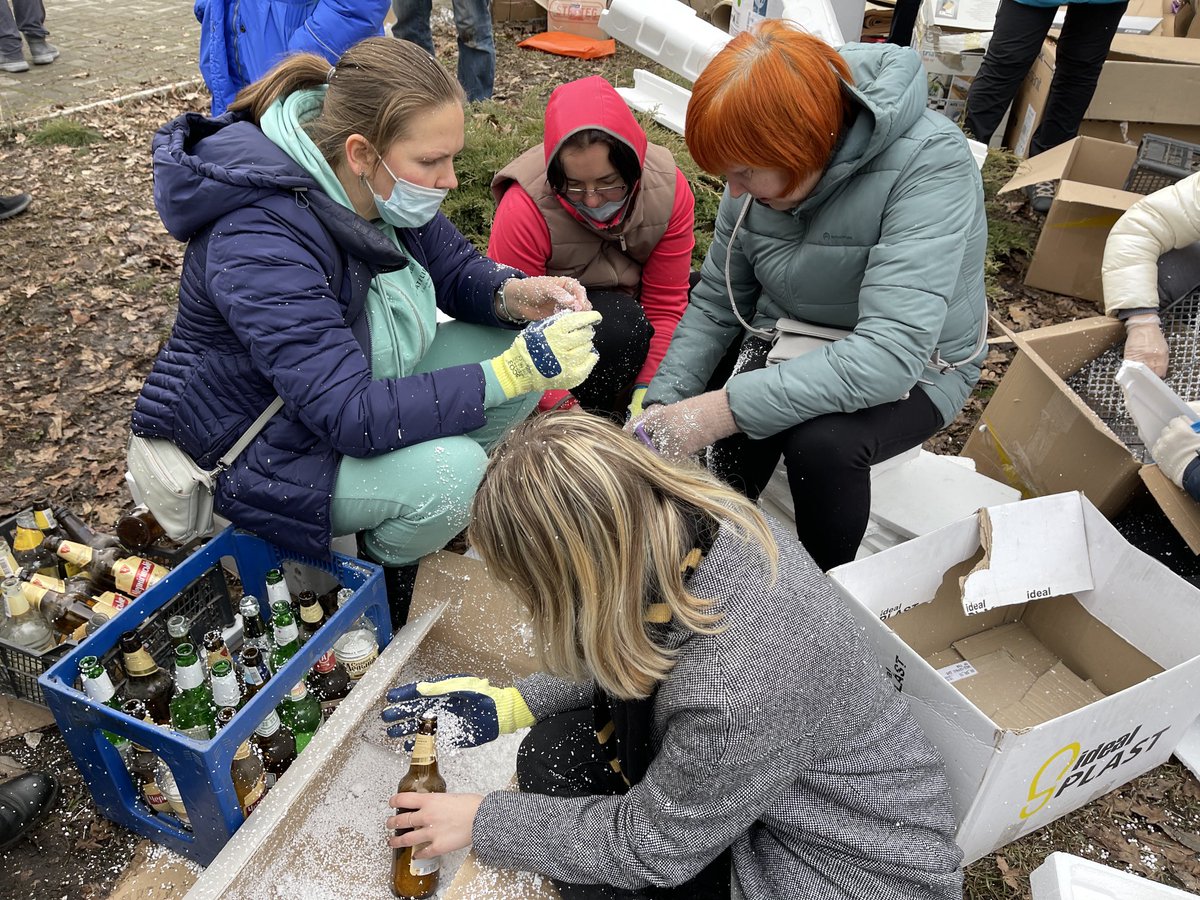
top-left (1124, 133), bottom-right (1200, 195)
top-left (0, 509), bottom-right (228, 707)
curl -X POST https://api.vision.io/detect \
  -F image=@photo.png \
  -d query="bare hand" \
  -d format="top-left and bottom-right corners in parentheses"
top-left (386, 791), bottom-right (483, 858)
top-left (506, 276), bottom-right (590, 320)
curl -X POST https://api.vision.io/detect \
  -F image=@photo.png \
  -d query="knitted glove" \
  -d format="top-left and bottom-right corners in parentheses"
top-left (381, 675), bottom-right (535, 748)
top-left (1124, 314), bottom-right (1169, 378)
top-left (626, 385), bottom-right (648, 421)
top-left (628, 390), bottom-right (738, 460)
top-left (490, 310), bottom-right (601, 399)
top-left (1151, 403), bottom-right (1200, 488)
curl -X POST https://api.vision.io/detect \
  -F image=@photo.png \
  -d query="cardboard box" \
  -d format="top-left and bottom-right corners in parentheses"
top-left (828, 492), bottom-right (1200, 864)
top-left (998, 136), bottom-right (1143, 304)
top-left (927, 0), bottom-right (999, 32)
top-left (545, 0), bottom-right (608, 38)
top-left (493, 0), bottom-right (548, 23)
top-left (960, 315), bottom-right (1200, 553)
top-left (913, 0), bottom-right (993, 126)
top-left (1005, 35), bottom-right (1200, 159)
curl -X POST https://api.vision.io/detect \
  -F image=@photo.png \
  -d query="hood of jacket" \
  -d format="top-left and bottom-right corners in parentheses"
top-left (543, 75), bottom-right (648, 170)
top-left (799, 43), bottom-right (929, 211)
top-left (150, 109), bottom-right (405, 271)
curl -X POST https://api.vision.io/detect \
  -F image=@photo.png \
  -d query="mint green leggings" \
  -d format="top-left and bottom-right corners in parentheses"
top-left (330, 321), bottom-right (536, 565)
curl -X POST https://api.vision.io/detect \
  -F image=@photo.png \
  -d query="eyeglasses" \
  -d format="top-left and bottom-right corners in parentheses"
top-left (561, 184), bottom-right (628, 202)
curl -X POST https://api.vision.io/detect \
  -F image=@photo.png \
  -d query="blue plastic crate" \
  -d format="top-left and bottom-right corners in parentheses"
top-left (39, 526), bottom-right (388, 866)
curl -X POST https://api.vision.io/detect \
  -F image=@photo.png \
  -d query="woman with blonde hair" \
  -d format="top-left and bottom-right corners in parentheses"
top-left (382, 412), bottom-right (963, 899)
top-left (632, 20), bottom-right (988, 572)
top-left (132, 38), bottom-right (599, 626)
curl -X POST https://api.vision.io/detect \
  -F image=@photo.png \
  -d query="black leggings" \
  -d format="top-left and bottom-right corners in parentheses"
top-left (707, 338), bottom-right (944, 571)
top-left (516, 708), bottom-right (732, 900)
top-left (963, 0), bottom-right (1127, 155)
top-left (572, 290), bottom-right (654, 420)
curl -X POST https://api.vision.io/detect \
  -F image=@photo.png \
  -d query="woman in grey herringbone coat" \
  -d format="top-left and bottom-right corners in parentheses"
top-left (382, 412), bottom-right (964, 899)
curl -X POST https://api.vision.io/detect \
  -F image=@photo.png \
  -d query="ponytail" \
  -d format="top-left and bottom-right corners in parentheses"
top-left (227, 53), bottom-right (331, 123)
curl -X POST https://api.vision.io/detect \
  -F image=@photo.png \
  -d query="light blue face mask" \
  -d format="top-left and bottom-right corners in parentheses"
top-left (575, 197), bottom-right (626, 224)
top-left (371, 156), bottom-right (449, 229)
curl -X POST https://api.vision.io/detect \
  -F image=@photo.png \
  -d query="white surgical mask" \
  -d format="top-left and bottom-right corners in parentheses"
top-left (371, 155), bottom-right (448, 229)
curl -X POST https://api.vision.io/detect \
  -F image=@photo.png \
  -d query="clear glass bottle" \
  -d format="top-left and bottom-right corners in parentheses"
top-left (332, 588), bottom-right (378, 682)
top-left (0, 576), bottom-right (56, 652)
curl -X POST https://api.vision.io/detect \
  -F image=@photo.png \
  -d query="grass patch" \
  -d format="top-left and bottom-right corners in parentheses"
top-left (29, 119), bottom-right (103, 147)
top-left (980, 149), bottom-right (1038, 296)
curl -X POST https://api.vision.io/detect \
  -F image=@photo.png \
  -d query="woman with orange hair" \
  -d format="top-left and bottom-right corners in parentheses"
top-left (632, 21), bottom-right (988, 571)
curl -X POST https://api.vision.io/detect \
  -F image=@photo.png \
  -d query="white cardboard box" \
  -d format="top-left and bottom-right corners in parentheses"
top-left (828, 493), bottom-right (1200, 864)
top-left (1030, 851), bottom-right (1200, 899)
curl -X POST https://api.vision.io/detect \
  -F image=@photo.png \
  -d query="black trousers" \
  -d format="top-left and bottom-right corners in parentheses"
top-left (707, 338), bottom-right (943, 572)
top-left (572, 291), bottom-right (654, 420)
top-left (963, 0), bottom-right (1127, 156)
top-left (516, 708), bottom-right (732, 900)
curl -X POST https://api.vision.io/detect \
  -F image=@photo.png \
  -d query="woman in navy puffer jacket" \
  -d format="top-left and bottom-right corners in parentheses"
top-left (133, 38), bottom-right (599, 623)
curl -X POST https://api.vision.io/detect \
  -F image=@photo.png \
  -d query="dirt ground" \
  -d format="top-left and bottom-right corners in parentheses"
top-left (1, 16), bottom-right (1199, 900)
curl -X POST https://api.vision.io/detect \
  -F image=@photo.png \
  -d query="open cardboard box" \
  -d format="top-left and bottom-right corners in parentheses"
top-left (960, 315), bottom-right (1200, 553)
top-left (1005, 32), bottom-right (1200, 158)
top-left (999, 137), bottom-right (1143, 304)
top-left (186, 552), bottom-right (558, 900)
top-left (828, 492), bottom-right (1200, 864)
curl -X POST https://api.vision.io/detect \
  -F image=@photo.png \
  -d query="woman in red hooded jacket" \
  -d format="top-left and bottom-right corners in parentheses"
top-left (489, 76), bottom-right (695, 420)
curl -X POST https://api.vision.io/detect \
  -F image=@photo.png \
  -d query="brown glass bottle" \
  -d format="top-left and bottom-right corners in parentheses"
top-left (119, 631), bottom-right (174, 724)
top-left (251, 709), bottom-right (297, 790)
top-left (392, 714), bottom-right (446, 899)
top-left (115, 506), bottom-right (167, 553)
top-left (122, 699), bottom-right (173, 815)
top-left (55, 541), bottom-right (169, 598)
top-left (239, 645), bottom-right (270, 702)
top-left (54, 504), bottom-right (123, 551)
top-left (296, 590), bottom-right (324, 644)
top-left (215, 707), bottom-right (269, 816)
top-left (12, 512), bottom-right (60, 579)
top-left (30, 499), bottom-right (70, 556)
top-left (20, 581), bottom-right (95, 634)
top-left (306, 650), bottom-right (352, 717)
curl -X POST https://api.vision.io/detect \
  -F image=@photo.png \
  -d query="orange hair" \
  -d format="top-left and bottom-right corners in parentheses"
top-left (686, 20), bottom-right (853, 193)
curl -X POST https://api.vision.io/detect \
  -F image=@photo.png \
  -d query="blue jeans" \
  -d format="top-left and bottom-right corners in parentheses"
top-left (0, 0), bottom-right (49, 57)
top-left (391, 0), bottom-right (494, 101)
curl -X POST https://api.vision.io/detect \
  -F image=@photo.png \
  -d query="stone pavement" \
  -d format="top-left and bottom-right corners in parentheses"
top-left (0, 0), bottom-right (200, 126)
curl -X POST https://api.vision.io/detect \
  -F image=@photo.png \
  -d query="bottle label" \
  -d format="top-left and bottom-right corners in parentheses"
top-left (3, 589), bottom-right (31, 618)
top-left (95, 591), bottom-right (133, 610)
top-left (288, 681), bottom-right (309, 701)
top-left (300, 603), bottom-right (323, 625)
top-left (143, 782), bottom-right (171, 813)
top-left (0, 541), bottom-right (19, 578)
top-left (313, 650), bottom-right (336, 674)
top-left (212, 677), bottom-right (241, 708)
top-left (179, 724), bottom-right (211, 742)
top-left (55, 539), bottom-right (92, 564)
top-left (113, 558), bottom-right (167, 596)
top-left (176, 660), bottom-right (205, 690)
top-left (83, 670), bottom-right (117, 704)
top-left (33, 508), bottom-right (58, 530)
top-left (275, 621), bottom-right (299, 646)
top-left (243, 776), bottom-right (267, 816)
top-left (124, 647), bottom-right (160, 677)
top-left (242, 664), bottom-right (265, 687)
top-left (20, 583), bottom-right (49, 609)
top-left (255, 711), bottom-right (281, 737)
top-left (410, 734), bottom-right (435, 766)
top-left (13, 525), bottom-right (45, 553)
top-left (29, 573), bottom-right (65, 592)
top-left (410, 854), bottom-right (440, 877)
top-left (338, 646), bottom-right (378, 681)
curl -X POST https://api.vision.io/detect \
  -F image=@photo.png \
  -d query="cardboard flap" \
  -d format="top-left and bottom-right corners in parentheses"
top-left (961, 494), bottom-right (1095, 614)
top-left (1140, 466), bottom-right (1200, 555)
top-left (999, 139), bottom-right (1079, 193)
top-left (1106, 33), bottom-right (1200, 63)
top-left (1051, 179), bottom-right (1142, 213)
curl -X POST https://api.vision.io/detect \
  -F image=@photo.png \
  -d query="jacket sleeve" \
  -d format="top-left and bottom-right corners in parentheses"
top-left (644, 190), bottom-right (760, 408)
top-left (727, 132), bottom-right (980, 439)
top-left (471, 636), bottom-right (814, 889)
top-left (206, 204), bottom-right (489, 457)
top-left (409, 213), bottom-right (526, 327)
top-left (287, 0), bottom-right (389, 60)
top-left (635, 169), bottom-right (695, 387)
top-left (513, 672), bottom-right (594, 719)
top-left (487, 186), bottom-right (552, 277)
top-left (1102, 171), bottom-right (1200, 316)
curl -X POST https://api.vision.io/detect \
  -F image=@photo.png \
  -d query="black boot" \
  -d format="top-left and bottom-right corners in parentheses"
top-left (0, 771), bottom-right (60, 851)
top-left (355, 532), bottom-right (418, 631)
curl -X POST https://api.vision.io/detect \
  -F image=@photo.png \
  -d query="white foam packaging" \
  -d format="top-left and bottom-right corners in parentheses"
top-left (1030, 851), bottom-right (1199, 900)
top-left (828, 492), bottom-right (1200, 863)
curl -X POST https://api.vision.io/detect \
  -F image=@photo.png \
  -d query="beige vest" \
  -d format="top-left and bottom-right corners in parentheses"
top-left (492, 143), bottom-right (678, 297)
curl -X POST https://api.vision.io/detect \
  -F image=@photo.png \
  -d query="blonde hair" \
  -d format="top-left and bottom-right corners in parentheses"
top-left (468, 412), bottom-right (778, 700)
top-left (227, 37), bottom-right (464, 169)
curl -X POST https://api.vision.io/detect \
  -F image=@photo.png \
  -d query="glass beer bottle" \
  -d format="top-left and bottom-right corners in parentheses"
top-left (391, 713), bottom-right (446, 899)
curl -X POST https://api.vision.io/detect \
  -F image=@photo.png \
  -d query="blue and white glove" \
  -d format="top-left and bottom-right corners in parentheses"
top-left (381, 674), bottom-right (535, 748)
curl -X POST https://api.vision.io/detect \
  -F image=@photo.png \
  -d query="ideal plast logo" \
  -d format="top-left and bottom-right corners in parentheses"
top-left (1020, 724), bottom-right (1170, 819)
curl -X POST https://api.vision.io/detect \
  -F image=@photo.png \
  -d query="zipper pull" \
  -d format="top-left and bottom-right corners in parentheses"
top-left (293, 188), bottom-right (310, 209)
top-left (619, 234), bottom-right (627, 252)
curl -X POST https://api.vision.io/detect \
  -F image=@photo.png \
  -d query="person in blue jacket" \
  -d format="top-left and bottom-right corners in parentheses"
top-left (194, 0), bottom-right (391, 115)
top-left (132, 37), bottom-right (600, 624)
top-left (963, 0), bottom-right (1128, 213)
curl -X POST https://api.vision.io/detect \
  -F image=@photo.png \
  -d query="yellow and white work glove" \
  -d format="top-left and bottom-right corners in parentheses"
top-left (490, 309), bottom-right (601, 399)
top-left (381, 675), bottom-right (535, 748)
top-left (626, 385), bottom-right (648, 421)
top-left (1151, 402), bottom-right (1200, 489)
top-left (1124, 313), bottom-right (1169, 377)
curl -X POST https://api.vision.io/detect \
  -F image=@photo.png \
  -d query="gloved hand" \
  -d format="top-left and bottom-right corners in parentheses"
top-left (381, 675), bottom-right (535, 748)
top-left (1151, 403), bottom-right (1200, 488)
top-left (1124, 313), bottom-right (1169, 378)
top-left (626, 390), bottom-right (739, 460)
top-left (626, 385), bottom-right (648, 421)
top-left (490, 310), bottom-right (601, 399)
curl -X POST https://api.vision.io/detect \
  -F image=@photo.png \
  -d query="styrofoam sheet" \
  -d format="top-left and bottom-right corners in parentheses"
top-left (1030, 851), bottom-right (1200, 899)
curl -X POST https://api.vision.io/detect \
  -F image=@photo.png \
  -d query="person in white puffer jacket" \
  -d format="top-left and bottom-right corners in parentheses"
top-left (1101, 170), bottom-right (1200, 377)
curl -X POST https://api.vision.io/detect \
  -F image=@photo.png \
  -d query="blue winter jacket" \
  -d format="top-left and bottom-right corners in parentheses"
top-left (195, 0), bottom-right (390, 115)
top-left (133, 111), bottom-right (521, 558)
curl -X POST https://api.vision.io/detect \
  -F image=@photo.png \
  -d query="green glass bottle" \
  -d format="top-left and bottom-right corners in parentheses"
top-left (210, 658), bottom-right (244, 714)
top-left (279, 680), bottom-right (322, 753)
top-left (79, 654), bottom-right (131, 763)
top-left (169, 642), bottom-right (216, 741)
top-left (268, 600), bottom-right (300, 675)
